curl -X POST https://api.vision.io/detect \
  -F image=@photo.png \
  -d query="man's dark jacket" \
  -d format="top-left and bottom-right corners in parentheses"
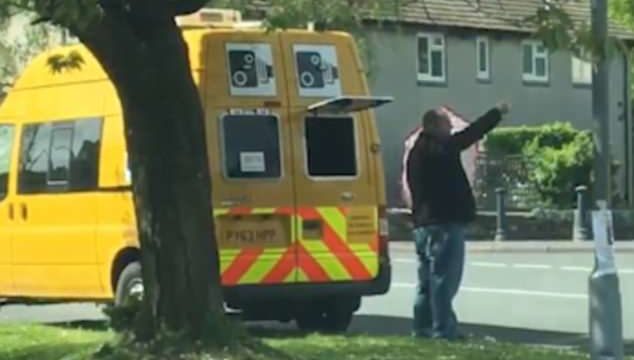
top-left (406, 108), bottom-right (502, 227)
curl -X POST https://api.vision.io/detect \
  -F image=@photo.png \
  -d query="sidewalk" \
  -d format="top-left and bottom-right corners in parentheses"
top-left (390, 240), bottom-right (634, 253)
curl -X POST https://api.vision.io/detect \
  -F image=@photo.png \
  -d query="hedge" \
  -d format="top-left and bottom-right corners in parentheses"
top-left (482, 122), bottom-right (594, 209)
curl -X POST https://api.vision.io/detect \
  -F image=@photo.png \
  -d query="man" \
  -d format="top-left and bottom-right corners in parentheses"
top-left (406, 102), bottom-right (510, 340)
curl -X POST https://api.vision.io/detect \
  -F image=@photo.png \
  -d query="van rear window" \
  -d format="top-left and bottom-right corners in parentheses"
top-left (221, 114), bottom-right (281, 179)
top-left (305, 116), bottom-right (357, 177)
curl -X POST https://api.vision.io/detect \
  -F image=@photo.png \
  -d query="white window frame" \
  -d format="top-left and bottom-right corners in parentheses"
top-left (571, 53), bottom-right (593, 85)
top-left (417, 33), bottom-right (446, 83)
top-left (522, 40), bottom-right (549, 83)
top-left (476, 36), bottom-right (490, 81)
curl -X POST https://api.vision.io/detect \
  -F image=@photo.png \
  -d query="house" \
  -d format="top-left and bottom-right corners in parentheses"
top-left (244, 0), bottom-right (634, 208)
top-left (363, 0), bottom-right (634, 208)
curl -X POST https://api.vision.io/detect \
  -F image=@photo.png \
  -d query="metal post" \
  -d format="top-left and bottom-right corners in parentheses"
top-left (589, 201), bottom-right (624, 360)
top-left (573, 185), bottom-right (590, 241)
top-left (591, 0), bottom-right (611, 206)
top-left (494, 188), bottom-right (507, 241)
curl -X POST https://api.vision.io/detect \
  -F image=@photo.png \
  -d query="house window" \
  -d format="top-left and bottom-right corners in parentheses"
top-left (572, 55), bottom-right (593, 85)
top-left (417, 33), bottom-right (446, 83)
top-left (476, 36), bottom-right (490, 80)
top-left (522, 41), bottom-right (549, 83)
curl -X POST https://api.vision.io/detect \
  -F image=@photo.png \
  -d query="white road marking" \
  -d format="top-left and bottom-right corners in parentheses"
top-left (470, 262), bottom-right (508, 268)
top-left (393, 258), bottom-right (417, 264)
top-left (392, 258), bottom-right (634, 275)
top-left (392, 282), bottom-right (587, 300)
top-left (561, 266), bottom-right (591, 272)
top-left (392, 283), bottom-right (414, 289)
top-left (512, 264), bottom-right (552, 270)
top-left (461, 286), bottom-right (587, 300)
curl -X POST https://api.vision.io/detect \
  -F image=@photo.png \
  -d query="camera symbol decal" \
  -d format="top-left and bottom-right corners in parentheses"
top-left (294, 44), bottom-right (341, 97)
top-left (226, 43), bottom-right (276, 96)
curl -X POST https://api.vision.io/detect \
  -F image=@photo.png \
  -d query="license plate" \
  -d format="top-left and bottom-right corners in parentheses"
top-left (217, 216), bottom-right (290, 248)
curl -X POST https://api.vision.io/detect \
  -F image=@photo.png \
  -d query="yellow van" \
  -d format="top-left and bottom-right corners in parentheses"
top-left (0, 9), bottom-right (392, 332)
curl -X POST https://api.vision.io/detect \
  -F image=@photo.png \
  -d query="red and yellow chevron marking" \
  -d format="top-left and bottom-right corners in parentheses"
top-left (214, 206), bottom-right (380, 286)
top-left (298, 206), bottom-right (378, 282)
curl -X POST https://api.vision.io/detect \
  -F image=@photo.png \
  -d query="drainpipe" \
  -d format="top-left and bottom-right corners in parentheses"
top-left (623, 50), bottom-right (632, 207)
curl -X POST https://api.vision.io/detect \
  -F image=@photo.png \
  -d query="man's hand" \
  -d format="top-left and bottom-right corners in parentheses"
top-left (496, 102), bottom-right (511, 115)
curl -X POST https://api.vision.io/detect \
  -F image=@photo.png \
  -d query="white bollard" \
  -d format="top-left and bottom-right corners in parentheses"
top-left (589, 200), bottom-right (624, 360)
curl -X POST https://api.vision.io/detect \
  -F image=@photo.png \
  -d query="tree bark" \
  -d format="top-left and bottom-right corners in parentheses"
top-left (76, 6), bottom-right (224, 341)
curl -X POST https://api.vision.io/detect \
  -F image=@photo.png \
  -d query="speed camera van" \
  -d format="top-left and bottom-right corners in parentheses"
top-left (0, 8), bottom-right (392, 332)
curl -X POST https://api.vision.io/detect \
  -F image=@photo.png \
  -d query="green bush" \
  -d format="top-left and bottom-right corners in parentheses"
top-left (526, 122), bottom-right (581, 149)
top-left (482, 122), bottom-right (594, 209)
top-left (483, 126), bottom-right (542, 155)
top-left (483, 122), bottom-right (580, 155)
top-left (523, 130), bottom-right (594, 208)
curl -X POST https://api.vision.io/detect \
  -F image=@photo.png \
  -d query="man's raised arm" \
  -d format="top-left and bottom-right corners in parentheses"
top-left (449, 103), bottom-right (510, 151)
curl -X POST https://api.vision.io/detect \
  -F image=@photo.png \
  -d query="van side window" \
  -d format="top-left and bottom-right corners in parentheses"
top-left (305, 116), bottom-right (357, 177)
top-left (0, 124), bottom-right (15, 200)
top-left (48, 125), bottom-right (74, 188)
top-left (70, 118), bottom-right (101, 191)
top-left (18, 118), bottom-right (102, 194)
top-left (221, 114), bottom-right (281, 179)
top-left (19, 123), bottom-right (52, 194)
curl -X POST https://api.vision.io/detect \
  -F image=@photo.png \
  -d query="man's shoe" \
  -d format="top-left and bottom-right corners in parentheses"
top-left (431, 331), bottom-right (469, 342)
top-left (412, 329), bottom-right (433, 339)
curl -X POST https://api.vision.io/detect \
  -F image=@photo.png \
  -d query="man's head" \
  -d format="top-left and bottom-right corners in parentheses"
top-left (422, 109), bottom-right (451, 136)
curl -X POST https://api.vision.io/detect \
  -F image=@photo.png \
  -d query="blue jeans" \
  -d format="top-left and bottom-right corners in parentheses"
top-left (412, 223), bottom-right (466, 339)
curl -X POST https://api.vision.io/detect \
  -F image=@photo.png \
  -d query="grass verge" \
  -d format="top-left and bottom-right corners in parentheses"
top-left (0, 324), bottom-right (628, 360)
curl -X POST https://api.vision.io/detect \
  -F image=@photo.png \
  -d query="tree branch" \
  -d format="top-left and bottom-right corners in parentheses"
top-left (31, 16), bottom-right (52, 25)
top-left (167, 0), bottom-right (207, 16)
top-left (72, 6), bottom-right (141, 84)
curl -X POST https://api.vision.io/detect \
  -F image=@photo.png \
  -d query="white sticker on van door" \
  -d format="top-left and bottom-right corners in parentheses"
top-left (293, 44), bottom-right (341, 98)
top-left (226, 43), bottom-right (276, 97)
top-left (240, 152), bottom-right (265, 173)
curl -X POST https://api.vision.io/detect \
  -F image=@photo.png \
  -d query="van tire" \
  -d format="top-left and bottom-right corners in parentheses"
top-left (114, 262), bottom-right (143, 307)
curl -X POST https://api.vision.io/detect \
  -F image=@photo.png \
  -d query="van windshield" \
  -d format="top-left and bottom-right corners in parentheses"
top-left (0, 124), bottom-right (15, 201)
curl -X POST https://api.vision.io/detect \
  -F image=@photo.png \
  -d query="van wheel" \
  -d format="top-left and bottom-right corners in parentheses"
top-left (115, 262), bottom-right (143, 307)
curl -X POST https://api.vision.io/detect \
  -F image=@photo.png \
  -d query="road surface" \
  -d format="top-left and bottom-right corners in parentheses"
top-left (356, 243), bottom-right (634, 343)
top-left (1, 243), bottom-right (632, 345)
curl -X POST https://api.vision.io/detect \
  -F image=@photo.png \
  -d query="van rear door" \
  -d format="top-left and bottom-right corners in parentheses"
top-left (203, 33), bottom-right (297, 287)
top-left (292, 110), bottom-right (380, 283)
top-left (280, 32), bottom-right (390, 284)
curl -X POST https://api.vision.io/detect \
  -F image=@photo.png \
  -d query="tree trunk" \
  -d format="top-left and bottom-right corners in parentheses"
top-left (77, 8), bottom-right (224, 341)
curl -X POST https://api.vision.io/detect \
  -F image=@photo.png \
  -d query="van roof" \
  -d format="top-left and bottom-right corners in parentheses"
top-left (11, 27), bottom-right (351, 91)
top-left (11, 29), bottom-right (216, 91)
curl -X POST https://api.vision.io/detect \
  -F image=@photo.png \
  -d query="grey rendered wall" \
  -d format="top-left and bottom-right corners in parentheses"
top-left (366, 26), bottom-right (629, 206)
